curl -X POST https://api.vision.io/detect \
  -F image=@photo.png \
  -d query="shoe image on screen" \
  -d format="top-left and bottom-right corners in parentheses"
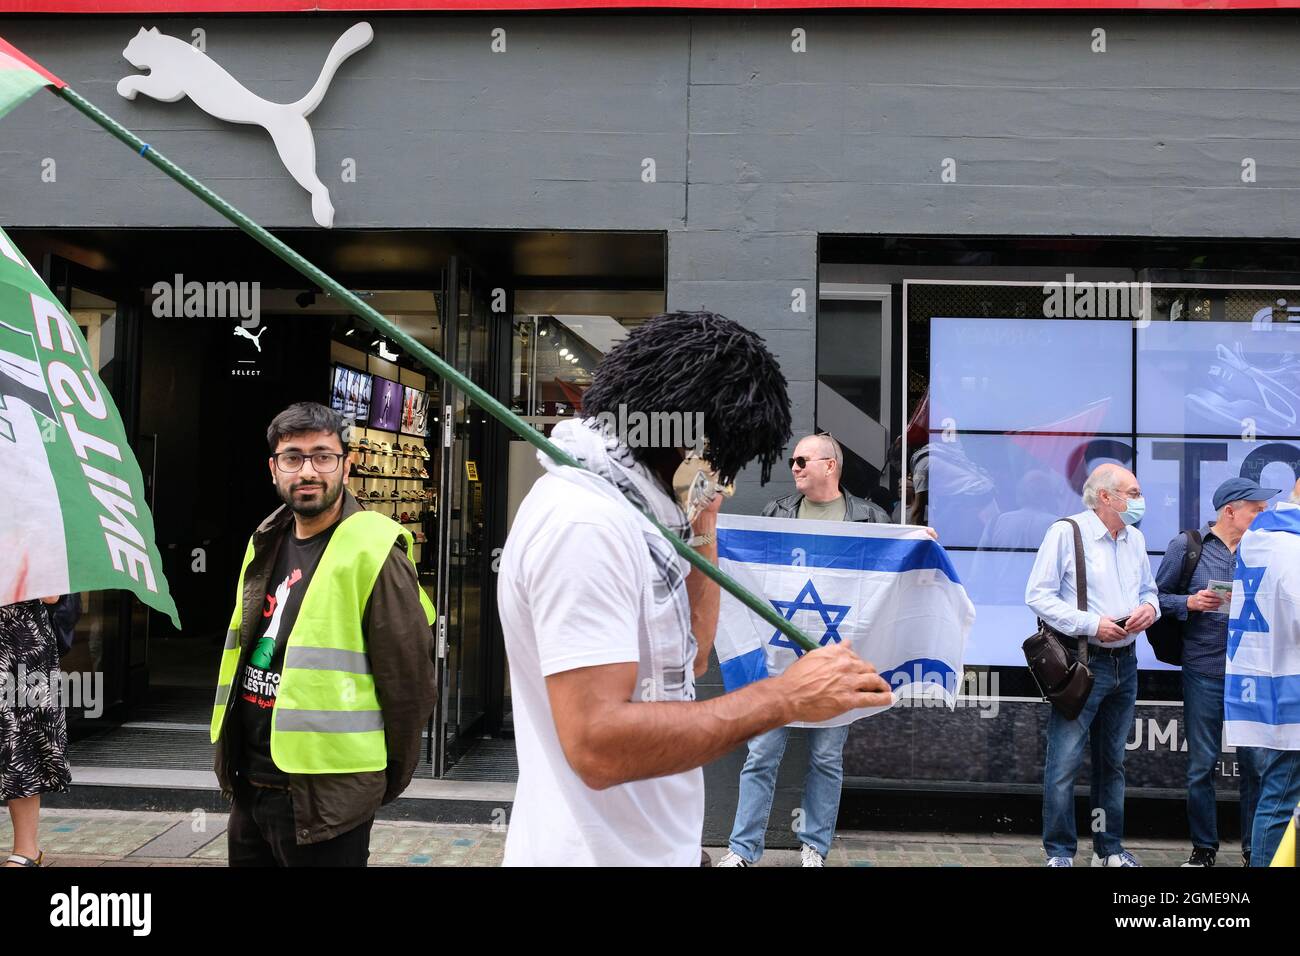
top-left (1138, 321), bottom-right (1300, 436)
top-left (400, 386), bottom-right (429, 437)
top-left (356, 371), bottom-right (373, 423)
top-left (330, 365), bottom-right (348, 415)
top-left (1186, 342), bottom-right (1300, 435)
top-left (343, 369), bottom-right (358, 419)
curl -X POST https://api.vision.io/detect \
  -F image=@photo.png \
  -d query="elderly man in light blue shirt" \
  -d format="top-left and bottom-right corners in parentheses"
top-left (1026, 463), bottom-right (1160, 867)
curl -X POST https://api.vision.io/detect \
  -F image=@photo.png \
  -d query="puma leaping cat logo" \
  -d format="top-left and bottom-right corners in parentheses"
top-left (116, 23), bottom-right (374, 228)
top-left (233, 325), bottom-right (268, 352)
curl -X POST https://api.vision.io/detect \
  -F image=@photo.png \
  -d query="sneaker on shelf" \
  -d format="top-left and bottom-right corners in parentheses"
top-left (419, 469), bottom-right (430, 479)
top-left (1092, 850), bottom-right (1141, 867)
top-left (1182, 847), bottom-right (1216, 868)
top-left (800, 844), bottom-right (825, 868)
top-left (715, 850), bottom-right (749, 868)
top-left (1046, 856), bottom-right (1074, 867)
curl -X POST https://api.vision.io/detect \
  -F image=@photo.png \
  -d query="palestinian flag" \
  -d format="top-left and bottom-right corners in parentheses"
top-left (0, 37), bottom-right (63, 121)
top-left (0, 224), bottom-right (180, 626)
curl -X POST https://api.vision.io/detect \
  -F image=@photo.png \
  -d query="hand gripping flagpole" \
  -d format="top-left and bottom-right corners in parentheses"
top-left (52, 83), bottom-right (820, 654)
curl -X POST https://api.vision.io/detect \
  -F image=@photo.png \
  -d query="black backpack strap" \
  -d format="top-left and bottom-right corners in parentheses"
top-left (1060, 518), bottom-right (1089, 664)
top-left (1179, 528), bottom-right (1203, 593)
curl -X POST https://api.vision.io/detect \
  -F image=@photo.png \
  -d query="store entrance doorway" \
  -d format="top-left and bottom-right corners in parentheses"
top-left (433, 257), bottom-right (507, 774)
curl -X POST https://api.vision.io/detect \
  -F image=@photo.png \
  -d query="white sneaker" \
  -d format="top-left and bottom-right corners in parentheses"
top-left (800, 844), bottom-right (825, 868)
top-left (1092, 850), bottom-right (1142, 867)
top-left (1046, 856), bottom-right (1074, 867)
top-left (716, 850), bottom-right (749, 867)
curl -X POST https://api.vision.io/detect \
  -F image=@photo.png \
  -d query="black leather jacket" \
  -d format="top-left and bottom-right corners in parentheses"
top-left (761, 490), bottom-right (891, 523)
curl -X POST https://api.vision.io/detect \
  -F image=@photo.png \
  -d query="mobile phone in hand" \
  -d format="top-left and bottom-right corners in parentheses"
top-left (1113, 615), bottom-right (1130, 629)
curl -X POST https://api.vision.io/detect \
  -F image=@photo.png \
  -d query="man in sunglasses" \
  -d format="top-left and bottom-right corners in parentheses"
top-left (719, 432), bottom-right (890, 868)
top-left (212, 402), bottom-right (437, 866)
top-left (761, 433), bottom-right (890, 523)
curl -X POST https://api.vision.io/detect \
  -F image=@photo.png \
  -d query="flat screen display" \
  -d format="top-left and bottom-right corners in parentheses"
top-left (368, 375), bottom-right (402, 432)
top-left (924, 312), bottom-right (1300, 668)
top-left (330, 364), bottom-right (371, 423)
top-left (399, 386), bottom-right (430, 437)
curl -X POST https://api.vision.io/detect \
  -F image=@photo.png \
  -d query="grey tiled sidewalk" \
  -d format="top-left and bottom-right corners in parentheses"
top-left (0, 809), bottom-right (1236, 866)
top-left (0, 810), bottom-right (506, 867)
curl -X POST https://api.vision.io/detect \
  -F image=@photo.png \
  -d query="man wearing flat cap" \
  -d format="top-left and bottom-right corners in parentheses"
top-left (1155, 476), bottom-right (1281, 867)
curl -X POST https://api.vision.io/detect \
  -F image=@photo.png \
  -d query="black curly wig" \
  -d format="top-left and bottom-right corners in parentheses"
top-left (580, 311), bottom-right (791, 485)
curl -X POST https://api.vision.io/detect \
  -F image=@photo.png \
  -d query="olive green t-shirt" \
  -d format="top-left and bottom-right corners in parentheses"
top-left (797, 494), bottom-right (846, 522)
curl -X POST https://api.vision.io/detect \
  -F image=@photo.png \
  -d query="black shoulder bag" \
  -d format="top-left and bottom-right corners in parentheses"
top-left (45, 593), bottom-right (82, 658)
top-left (1022, 518), bottom-right (1095, 721)
top-left (1145, 529), bottom-right (1203, 666)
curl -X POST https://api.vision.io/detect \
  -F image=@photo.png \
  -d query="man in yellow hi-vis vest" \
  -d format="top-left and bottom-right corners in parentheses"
top-left (213, 402), bottom-right (436, 866)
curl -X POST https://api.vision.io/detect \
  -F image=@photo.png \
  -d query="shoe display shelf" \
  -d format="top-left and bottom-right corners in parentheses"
top-left (347, 426), bottom-right (437, 553)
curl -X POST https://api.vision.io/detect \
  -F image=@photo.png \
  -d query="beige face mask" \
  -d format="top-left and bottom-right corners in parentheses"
top-left (672, 452), bottom-right (734, 523)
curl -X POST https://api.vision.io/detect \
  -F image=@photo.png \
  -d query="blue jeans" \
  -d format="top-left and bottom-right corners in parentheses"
top-left (728, 723), bottom-right (851, 862)
top-left (1182, 668), bottom-right (1264, 852)
top-left (1250, 747), bottom-right (1300, 867)
top-left (1042, 649), bottom-right (1137, 860)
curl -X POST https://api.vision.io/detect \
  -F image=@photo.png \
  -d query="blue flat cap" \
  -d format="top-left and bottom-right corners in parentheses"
top-left (1213, 477), bottom-right (1282, 511)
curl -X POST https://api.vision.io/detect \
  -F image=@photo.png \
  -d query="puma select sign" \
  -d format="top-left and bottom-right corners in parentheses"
top-left (233, 325), bottom-right (267, 352)
top-left (116, 23), bottom-right (374, 228)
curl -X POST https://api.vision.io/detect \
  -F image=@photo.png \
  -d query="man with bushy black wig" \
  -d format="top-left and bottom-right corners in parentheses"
top-left (497, 311), bottom-right (893, 866)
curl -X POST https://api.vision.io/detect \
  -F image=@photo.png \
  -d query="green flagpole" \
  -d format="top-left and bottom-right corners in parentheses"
top-left (53, 83), bottom-right (819, 654)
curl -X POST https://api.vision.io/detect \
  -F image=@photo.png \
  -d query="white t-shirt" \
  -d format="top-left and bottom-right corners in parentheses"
top-left (498, 472), bottom-right (704, 866)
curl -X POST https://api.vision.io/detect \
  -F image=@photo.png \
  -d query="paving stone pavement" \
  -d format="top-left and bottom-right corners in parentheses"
top-left (0, 809), bottom-right (1238, 867)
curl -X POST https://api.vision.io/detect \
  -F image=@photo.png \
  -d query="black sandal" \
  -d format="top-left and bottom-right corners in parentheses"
top-left (5, 851), bottom-right (43, 867)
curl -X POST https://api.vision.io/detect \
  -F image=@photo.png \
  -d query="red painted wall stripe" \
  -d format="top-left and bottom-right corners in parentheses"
top-left (2, 0), bottom-right (1298, 12)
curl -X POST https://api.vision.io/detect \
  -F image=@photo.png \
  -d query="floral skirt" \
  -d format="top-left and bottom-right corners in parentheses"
top-left (0, 600), bottom-right (71, 801)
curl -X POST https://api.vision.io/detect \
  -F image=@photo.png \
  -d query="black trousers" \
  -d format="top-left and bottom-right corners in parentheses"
top-left (227, 779), bottom-right (374, 867)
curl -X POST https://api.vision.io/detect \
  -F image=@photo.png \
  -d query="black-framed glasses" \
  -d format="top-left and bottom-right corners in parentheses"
top-left (789, 456), bottom-right (832, 470)
top-left (272, 451), bottom-right (346, 473)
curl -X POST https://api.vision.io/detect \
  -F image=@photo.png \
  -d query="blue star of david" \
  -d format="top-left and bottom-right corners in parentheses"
top-left (768, 580), bottom-right (851, 657)
top-left (1227, 562), bottom-right (1269, 661)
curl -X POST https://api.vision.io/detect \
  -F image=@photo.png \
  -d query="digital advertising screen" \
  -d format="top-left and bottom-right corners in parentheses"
top-left (330, 364), bottom-right (371, 423)
top-left (399, 386), bottom-right (430, 438)
top-left (368, 375), bottom-right (402, 432)
top-left (330, 364), bottom-right (349, 416)
top-left (920, 307), bottom-right (1300, 669)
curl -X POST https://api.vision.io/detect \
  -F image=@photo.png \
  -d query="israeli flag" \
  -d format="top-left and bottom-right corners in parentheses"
top-left (1226, 501), bottom-right (1300, 750)
top-left (714, 515), bottom-right (975, 728)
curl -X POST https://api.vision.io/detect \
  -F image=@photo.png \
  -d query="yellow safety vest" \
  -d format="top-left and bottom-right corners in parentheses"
top-left (210, 510), bottom-right (436, 774)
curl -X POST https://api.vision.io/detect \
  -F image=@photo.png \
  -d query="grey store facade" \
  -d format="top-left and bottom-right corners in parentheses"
top-left (4, 8), bottom-right (1300, 842)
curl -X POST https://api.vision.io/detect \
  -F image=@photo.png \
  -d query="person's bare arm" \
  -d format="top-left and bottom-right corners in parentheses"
top-left (687, 495), bottom-right (721, 678)
top-left (547, 642), bottom-right (892, 791)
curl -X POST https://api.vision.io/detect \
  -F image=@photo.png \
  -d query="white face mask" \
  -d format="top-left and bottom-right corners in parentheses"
top-left (1106, 492), bottom-right (1145, 526)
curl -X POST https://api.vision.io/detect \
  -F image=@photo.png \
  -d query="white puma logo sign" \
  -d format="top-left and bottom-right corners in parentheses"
top-left (233, 325), bottom-right (267, 352)
top-left (116, 22), bottom-right (374, 228)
